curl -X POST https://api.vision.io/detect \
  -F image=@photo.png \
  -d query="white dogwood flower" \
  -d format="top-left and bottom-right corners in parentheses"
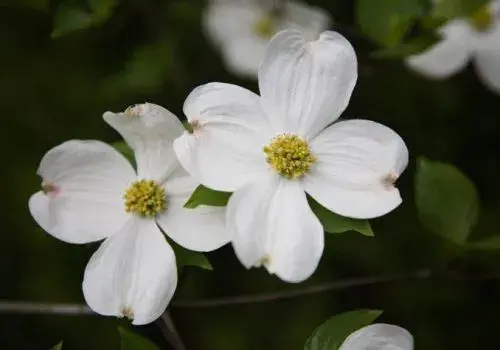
top-left (29, 103), bottom-right (229, 325)
top-left (203, 0), bottom-right (331, 78)
top-left (406, 0), bottom-right (500, 94)
top-left (339, 324), bottom-right (413, 350)
top-left (174, 29), bottom-right (408, 283)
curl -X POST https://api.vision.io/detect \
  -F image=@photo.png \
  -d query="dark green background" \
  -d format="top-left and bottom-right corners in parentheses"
top-left (1, 0), bottom-right (500, 349)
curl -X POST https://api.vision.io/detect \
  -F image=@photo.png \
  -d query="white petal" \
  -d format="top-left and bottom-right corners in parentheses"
top-left (303, 120), bottom-right (408, 219)
top-left (156, 173), bottom-right (229, 252)
top-left (406, 20), bottom-right (473, 78)
top-left (175, 83), bottom-right (271, 192)
top-left (474, 27), bottom-right (500, 94)
top-left (28, 140), bottom-right (134, 244)
top-left (227, 175), bottom-right (324, 283)
top-left (258, 29), bottom-right (357, 138)
top-left (202, 2), bottom-right (260, 47)
top-left (285, 1), bottom-right (332, 38)
top-left (222, 37), bottom-right (268, 78)
top-left (82, 218), bottom-right (177, 325)
top-left (339, 324), bottom-right (413, 350)
top-left (103, 103), bottom-right (185, 183)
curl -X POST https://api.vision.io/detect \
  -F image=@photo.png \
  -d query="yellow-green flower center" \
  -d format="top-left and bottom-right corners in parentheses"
top-left (253, 14), bottom-right (277, 39)
top-left (123, 180), bottom-right (166, 217)
top-left (470, 6), bottom-right (493, 31)
top-left (263, 134), bottom-right (316, 179)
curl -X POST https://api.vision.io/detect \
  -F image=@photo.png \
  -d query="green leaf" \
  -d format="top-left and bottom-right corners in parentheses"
top-left (182, 119), bottom-right (193, 133)
top-left (304, 309), bottom-right (383, 350)
top-left (51, 4), bottom-right (93, 38)
top-left (50, 342), bottom-right (63, 350)
top-left (184, 185), bottom-right (231, 209)
top-left (415, 157), bottom-right (480, 244)
top-left (111, 141), bottom-right (136, 167)
top-left (89, 0), bottom-right (117, 22)
top-left (431, 0), bottom-right (489, 19)
top-left (171, 241), bottom-right (213, 271)
top-left (308, 196), bottom-right (373, 236)
top-left (356, 0), bottom-right (424, 47)
top-left (119, 327), bottom-right (160, 350)
top-left (1, 0), bottom-right (49, 11)
top-left (370, 32), bottom-right (440, 59)
top-left (122, 43), bottom-right (173, 92)
top-left (467, 236), bottom-right (500, 250)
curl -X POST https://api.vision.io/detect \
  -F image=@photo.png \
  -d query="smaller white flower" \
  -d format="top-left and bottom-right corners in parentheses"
top-left (339, 324), bottom-right (413, 350)
top-left (203, 0), bottom-right (331, 78)
top-left (406, 0), bottom-right (500, 94)
top-left (29, 103), bottom-right (229, 325)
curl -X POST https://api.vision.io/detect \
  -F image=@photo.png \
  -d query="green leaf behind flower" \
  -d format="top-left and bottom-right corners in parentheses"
top-left (111, 141), bottom-right (136, 168)
top-left (51, 0), bottom-right (117, 38)
top-left (308, 197), bottom-right (373, 237)
top-left (170, 240), bottom-right (212, 271)
top-left (370, 33), bottom-right (441, 59)
top-left (356, 0), bottom-right (424, 47)
top-left (119, 327), bottom-right (160, 350)
top-left (51, 4), bottom-right (94, 38)
top-left (184, 185), bottom-right (231, 209)
top-left (431, 0), bottom-right (489, 19)
top-left (415, 157), bottom-right (480, 244)
top-left (304, 309), bottom-right (383, 350)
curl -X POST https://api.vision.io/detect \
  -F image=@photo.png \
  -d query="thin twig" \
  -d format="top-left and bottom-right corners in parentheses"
top-left (160, 311), bottom-right (186, 350)
top-left (2, 268), bottom-right (499, 316)
top-left (0, 301), bottom-right (93, 315)
top-left (172, 269), bottom-right (432, 308)
top-left (0, 270), bottom-right (430, 315)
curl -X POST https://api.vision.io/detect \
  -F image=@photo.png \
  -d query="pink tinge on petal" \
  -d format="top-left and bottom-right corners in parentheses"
top-left (41, 181), bottom-right (60, 196)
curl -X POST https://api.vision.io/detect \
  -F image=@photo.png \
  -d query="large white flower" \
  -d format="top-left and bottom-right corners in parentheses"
top-left (406, 0), bottom-right (500, 94)
top-left (339, 324), bottom-right (413, 350)
top-left (28, 103), bottom-right (229, 325)
top-left (203, 0), bottom-right (331, 78)
top-left (174, 29), bottom-right (408, 283)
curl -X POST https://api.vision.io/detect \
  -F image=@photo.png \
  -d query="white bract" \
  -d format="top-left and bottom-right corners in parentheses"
top-left (339, 324), bottom-right (413, 350)
top-left (28, 103), bottom-right (229, 325)
top-left (174, 29), bottom-right (409, 283)
top-left (406, 0), bottom-right (500, 94)
top-left (203, 0), bottom-right (331, 78)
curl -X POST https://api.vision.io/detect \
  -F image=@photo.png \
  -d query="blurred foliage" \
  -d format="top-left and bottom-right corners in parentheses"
top-left (50, 342), bottom-right (63, 350)
top-left (119, 327), bottom-right (161, 350)
top-left (304, 309), bottom-right (382, 350)
top-left (356, 0), bottom-right (424, 47)
top-left (1, 0), bottom-right (500, 349)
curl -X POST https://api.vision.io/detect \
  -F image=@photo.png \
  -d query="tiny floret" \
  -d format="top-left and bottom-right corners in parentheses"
top-left (253, 15), bottom-right (277, 39)
top-left (124, 180), bottom-right (166, 217)
top-left (382, 171), bottom-right (399, 190)
top-left (120, 307), bottom-right (134, 320)
top-left (470, 5), bottom-right (493, 31)
top-left (263, 133), bottom-right (316, 179)
top-left (188, 120), bottom-right (202, 134)
top-left (256, 254), bottom-right (271, 268)
top-left (42, 182), bottom-right (59, 196)
top-left (124, 104), bottom-right (142, 118)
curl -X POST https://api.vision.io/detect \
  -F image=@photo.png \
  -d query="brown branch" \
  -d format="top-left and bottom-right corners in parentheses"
top-left (160, 311), bottom-right (186, 350)
top-left (3, 268), bottom-right (497, 315)
top-left (0, 301), bottom-right (93, 315)
top-left (172, 269), bottom-right (431, 308)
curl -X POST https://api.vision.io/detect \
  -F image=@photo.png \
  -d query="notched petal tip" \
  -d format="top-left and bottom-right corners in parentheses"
top-left (381, 170), bottom-right (400, 190)
top-left (119, 306), bottom-right (135, 321)
top-left (41, 181), bottom-right (60, 196)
